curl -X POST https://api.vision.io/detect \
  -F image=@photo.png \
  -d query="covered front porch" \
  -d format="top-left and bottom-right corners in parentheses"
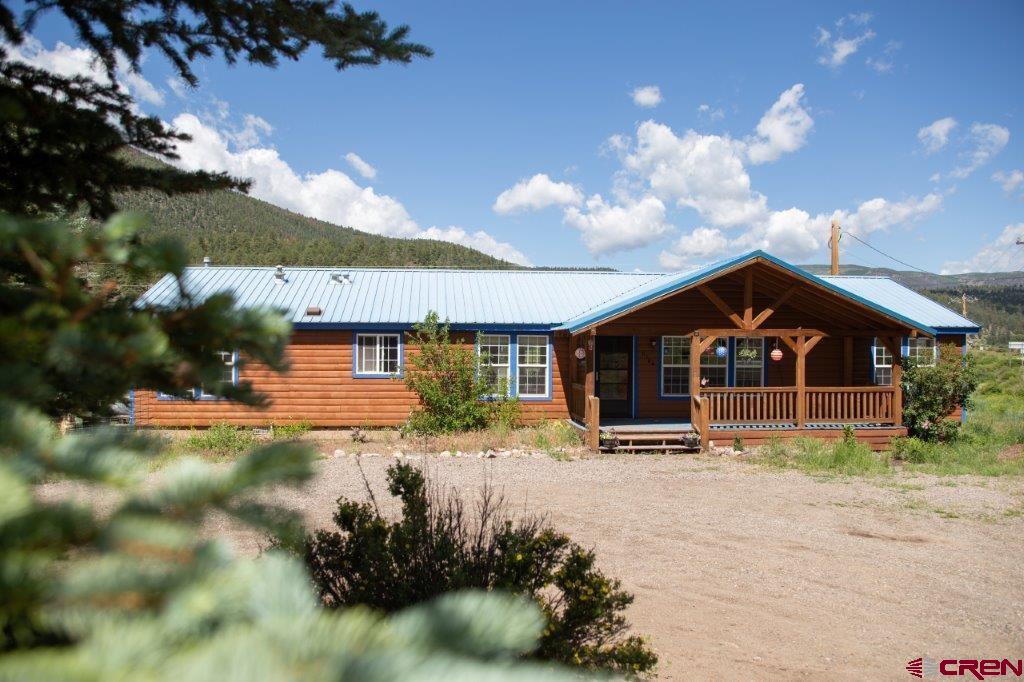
top-left (563, 255), bottom-right (916, 451)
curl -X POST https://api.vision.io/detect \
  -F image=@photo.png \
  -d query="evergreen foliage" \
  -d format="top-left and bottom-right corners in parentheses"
top-left (304, 463), bottom-right (659, 677)
top-left (0, 0), bottom-right (431, 218)
top-left (403, 312), bottom-right (520, 434)
top-left (901, 344), bottom-right (978, 441)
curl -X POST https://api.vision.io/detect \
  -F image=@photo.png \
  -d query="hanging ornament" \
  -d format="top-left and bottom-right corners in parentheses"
top-left (715, 344), bottom-right (728, 358)
top-left (770, 338), bottom-right (783, 362)
top-left (574, 346), bottom-right (586, 360)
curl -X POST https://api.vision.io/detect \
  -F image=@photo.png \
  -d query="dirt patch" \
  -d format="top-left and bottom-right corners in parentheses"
top-left (844, 528), bottom-right (931, 543)
top-left (998, 443), bottom-right (1023, 461)
top-left (37, 454), bottom-right (1024, 680)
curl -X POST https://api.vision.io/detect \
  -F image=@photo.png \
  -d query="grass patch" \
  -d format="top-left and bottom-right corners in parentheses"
top-left (758, 433), bottom-right (891, 476)
top-left (755, 351), bottom-right (1024, 478)
top-left (181, 421), bottom-right (258, 456)
top-left (269, 419), bottom-right (314, 441)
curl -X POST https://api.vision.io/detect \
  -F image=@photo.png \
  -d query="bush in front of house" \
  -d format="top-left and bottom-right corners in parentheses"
top-left (901, 345), bottom-right (978, 441)
top-left (303, 463), bottom-right (658, 677)
top-left (404, 311), bottom-right (520, 433)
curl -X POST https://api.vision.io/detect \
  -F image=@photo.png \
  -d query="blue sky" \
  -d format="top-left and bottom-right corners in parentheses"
top-left (14, 1), bottom-right (1024, 272)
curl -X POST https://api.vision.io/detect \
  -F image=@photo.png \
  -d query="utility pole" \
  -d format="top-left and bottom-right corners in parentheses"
top-left (830, 219), bottom-right (841, 275)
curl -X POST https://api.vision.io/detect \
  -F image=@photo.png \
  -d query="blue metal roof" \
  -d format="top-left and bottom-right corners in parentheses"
top-left (137, 253), bottom-right (980, 334)
top-left (819, 276), bottom-right (979, 332)
top-left (137, 267), bottom-right (662, 328)
top-left (556, 251), bottom-right (980, 334)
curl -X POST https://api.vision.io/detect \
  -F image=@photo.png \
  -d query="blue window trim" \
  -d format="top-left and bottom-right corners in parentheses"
top-left (657, 335), bottom-right (690, 400)
top-left (514, 333), bottom-right (553, 402)
top-left (476, 331), bottom-right (553, 402)
top-left (352, 331), bottom-right (405, 379)
top-left (128, 388), bottom-right (135, 425)
top-left (156, 349), bottom-right (239, 400)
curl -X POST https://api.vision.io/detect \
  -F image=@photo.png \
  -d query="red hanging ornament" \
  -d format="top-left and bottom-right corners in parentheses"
top-left (771, 348), bottom-right (783, 362)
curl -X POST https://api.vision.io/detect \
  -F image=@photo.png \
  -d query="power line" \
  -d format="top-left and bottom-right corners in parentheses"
top-left (843, 232), bottom-right (932, 273)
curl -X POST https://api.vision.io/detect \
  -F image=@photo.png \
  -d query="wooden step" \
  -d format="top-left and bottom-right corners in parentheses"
top-left (611, 433), bottom-right (695, 442)
top-left (609, 444), bottom-right (699, 451)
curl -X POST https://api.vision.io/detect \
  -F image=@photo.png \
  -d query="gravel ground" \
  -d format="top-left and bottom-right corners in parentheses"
top-left (40, 453), bottom-right (1024, 680)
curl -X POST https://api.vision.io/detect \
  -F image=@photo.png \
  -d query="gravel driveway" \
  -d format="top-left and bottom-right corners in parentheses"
top-left (41, 452), bottom-right (1024, 680)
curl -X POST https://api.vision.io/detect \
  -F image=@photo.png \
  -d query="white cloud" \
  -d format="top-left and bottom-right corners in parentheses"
top-left (5, 35), bottom-right (165, 105)
top-left (836, 12), bottom-right (873, 27)
top-left (658, 227), bottom-right (729, 269)
top-left (917, 117), bottom-right (957, 154)
top-left (949, 123), bottom-right (1010, 179)
top-left (866, 57), bottom-right (893, 73)
top-left (836, 193), bottom-right (944, 236)
top-left (418, 226), bottom-right (532, 266)
top-left (166, 76), bottom-right (189, 99)
top-left (493, 173), bottom-right (583, 214)
top-left (697, 104), bottom-right (725, 121)
top-left (745, 83), bottom-right (814, 164)
top-left (344, 152), bottom-right (377, 180)
top-left (623, 121), bottom-right (768, 227)
top-left (992, 169), bottom-right (1024, 195)
top-left (171, 113), bottom-right (528, 263)
top-left (817, 26), bottom-right (875, 69)
top-left (563, 194), bottom-right (672, 255)
top-left (631, 85), bottom-right (662, 108)
top-left (942, 223), bottom-right (1024, 274)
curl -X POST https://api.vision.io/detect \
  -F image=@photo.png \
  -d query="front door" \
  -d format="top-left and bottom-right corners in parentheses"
top-left (596, 336), bottom-right (632, 418)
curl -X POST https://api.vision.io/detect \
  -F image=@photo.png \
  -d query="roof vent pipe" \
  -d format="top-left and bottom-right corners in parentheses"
top-left (203, 256), bottom-right (212, 267)
top-left (274, 265), bottom-right (285, 283)
top-left (331, 272), bottom-right (352, 285)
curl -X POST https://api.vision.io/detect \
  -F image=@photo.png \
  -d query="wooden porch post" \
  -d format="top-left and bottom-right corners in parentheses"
top-left (584, 329), bottom-right (600, 450)
top-left (890, 335), bottom-right (904, 427)
top-left (795, 335), bottom-right (806, 428)
top-left (690, 332), bottom-right (707, 448)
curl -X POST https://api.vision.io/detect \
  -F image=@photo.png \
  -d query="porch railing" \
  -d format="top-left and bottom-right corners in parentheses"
top-left (702, 387), bottom-right (798, 424)
top-left (804, 387), bottom-right (895, 424)
top-left (702, 386), bottom-right (898, 426)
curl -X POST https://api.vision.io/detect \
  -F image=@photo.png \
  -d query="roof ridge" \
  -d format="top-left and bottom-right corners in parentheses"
top-left (182, 265), bottom-right (663, 275)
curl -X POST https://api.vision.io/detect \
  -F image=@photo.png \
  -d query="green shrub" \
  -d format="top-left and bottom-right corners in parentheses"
top-left (902, 345), bottom-right (978, 441)
top-left (757, 436), bottom-right (890, 475)
top-left (303, 464), bottom-right (658, 677)
top-left (404, 312), bottom-right (520, 433)
top-left (270, 419), bottom-right (314, 440)
top-left (531, 420), bottom-right (582, 452)
top-left (732, 436), bottom-right (745, 452)
top-left (182, 421), bottom-right (257, 454)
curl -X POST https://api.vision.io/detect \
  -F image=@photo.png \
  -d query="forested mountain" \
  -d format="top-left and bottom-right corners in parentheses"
top-left (112, 150), bottom-right (515, 270)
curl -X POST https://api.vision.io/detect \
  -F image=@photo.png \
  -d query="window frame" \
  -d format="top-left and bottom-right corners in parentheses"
top-left (659, 335), bottom-right (691, 398)
top-left (477, 333), bottom-right (512, 398)
top-left (516, 334), bottom-right (551, 400)
top-left (475, 332), bottom-right (552, 401)
top-left (906, 336), bottom-right (937, 367)
top-left (872, 337), bottom-right (894, 386)
top-left (352, 332), bottom-right (403, 378)
top-left (157, 349), bottom-right (238, 400)
top-left (701, 338), bottom-right (729, 388)
top-left (733, 337), bottom-right (765, 388)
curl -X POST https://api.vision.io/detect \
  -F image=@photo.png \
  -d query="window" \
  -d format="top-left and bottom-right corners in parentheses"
top-left (159, 349), bottom-right (235, 399)
top-left (701, 338), bottom-right (728, 387)
top-left (517, 335), bottom-right (549, 398)
top-left (215, 350), bottom-right (236, 388)
top-left (906, 337), bottom-right (936, 366)
top-left (478, 334), bottom-right (510, 394)
top-left (356, 334), bottom-right (400, 375)
top-left (873, 338), bottom-right (893, 386)
top-left (734, 338), bottom-right (764, 387)
top-left (661, 336), bottom-right (690, 396)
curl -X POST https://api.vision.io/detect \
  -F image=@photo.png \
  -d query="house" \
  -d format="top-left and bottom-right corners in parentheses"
top-left (132, 250), bottom-right (980, 450)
